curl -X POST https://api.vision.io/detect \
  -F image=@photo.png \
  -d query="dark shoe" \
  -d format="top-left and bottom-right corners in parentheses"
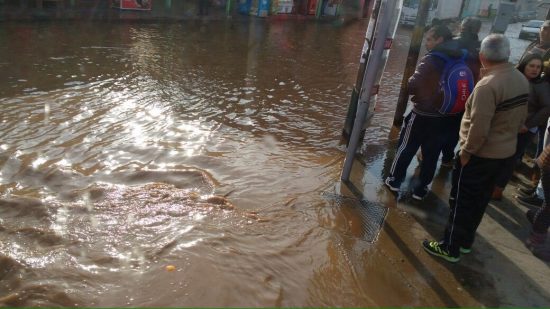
top-left (516, 194), bottom-right (544, 208)
top-left (384, 177), bottom-right (400, 192)
top-left (412, 186), bottom-right (429, 201)
top-left (422, 240), bottom-right (460, 263)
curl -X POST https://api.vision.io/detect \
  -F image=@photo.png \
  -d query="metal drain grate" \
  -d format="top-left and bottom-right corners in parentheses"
top-left (321, 192), bottom-right (388, 243)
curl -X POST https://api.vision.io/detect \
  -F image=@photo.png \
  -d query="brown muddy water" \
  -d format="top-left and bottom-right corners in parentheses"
top-left (0, 19), bottom-right (421, 307)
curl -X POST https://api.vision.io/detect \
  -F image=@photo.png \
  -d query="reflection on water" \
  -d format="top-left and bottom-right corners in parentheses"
top-left (0, 16), bottom-right (535, 306)
top-left (1, 19), bottom-right (392, 306)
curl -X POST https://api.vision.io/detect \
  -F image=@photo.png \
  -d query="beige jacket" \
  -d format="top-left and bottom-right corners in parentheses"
top-left (460, 62), bottom-right (529, 160)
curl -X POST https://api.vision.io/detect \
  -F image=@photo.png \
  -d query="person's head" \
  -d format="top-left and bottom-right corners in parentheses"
top-left (540, 20), bottom-right (550, 45)
top-left (425, 25), bottom-right (453, 51)
top-left (517, 52), bottom-right (543, 80)
top-left (479, 34), bottom-right (510, 67)
top-left (460, 17), bottom-right (482, 35)
top-left (431, 18), bottom-right (442, 27)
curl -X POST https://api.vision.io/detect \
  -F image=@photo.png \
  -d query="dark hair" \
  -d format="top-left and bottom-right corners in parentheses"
top-left (460, 17), bottom-right (482, 35)
top-left (428, 25), bottom-right (453, 42)
top-left (517, 52), bottom-right (544, 80)
top-left (431, 18), bottom-right (442, 27)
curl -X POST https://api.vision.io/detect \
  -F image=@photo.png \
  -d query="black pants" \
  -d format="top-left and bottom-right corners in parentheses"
top-left (494, 132), bottom-right (533, 188)
top-left (443, 154), bottom-right (509, 255)
top-left (388, 111), bottom-right (447, 190)
top-left (441, 113), bottom-right (462, 162)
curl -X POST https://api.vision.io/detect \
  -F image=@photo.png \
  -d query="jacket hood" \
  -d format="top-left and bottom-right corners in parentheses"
top-left (430, 40), bottom-right (464, 58)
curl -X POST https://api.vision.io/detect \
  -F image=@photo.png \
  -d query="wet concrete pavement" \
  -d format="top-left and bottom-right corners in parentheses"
top-left (336, 19), bottom-right (550, 306)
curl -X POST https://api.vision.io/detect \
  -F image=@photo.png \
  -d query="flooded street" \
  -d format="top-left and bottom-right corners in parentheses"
top-left (0, 18), bottom-right (533, 307)
top-left (0, 19), bottom-right (382, 307)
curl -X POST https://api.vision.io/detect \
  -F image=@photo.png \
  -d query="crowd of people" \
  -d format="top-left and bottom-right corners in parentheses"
top-left (385, 18), bottom-right (550, 263)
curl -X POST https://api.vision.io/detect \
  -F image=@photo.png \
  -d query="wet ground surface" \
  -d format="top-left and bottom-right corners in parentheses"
top-left (0, 18), bottom-right (549, 306)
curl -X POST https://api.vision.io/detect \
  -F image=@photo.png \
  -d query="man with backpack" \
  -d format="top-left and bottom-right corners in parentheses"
top-left (385, 25), bottom-right (474, 200)
top-left (422, 34), bottom-right (529, 263)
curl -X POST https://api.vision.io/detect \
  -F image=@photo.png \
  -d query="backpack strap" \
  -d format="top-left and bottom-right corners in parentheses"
top-left (429, 51), bottom-right (451, 76)
top-left (459, 49), bottom-right (468, 61)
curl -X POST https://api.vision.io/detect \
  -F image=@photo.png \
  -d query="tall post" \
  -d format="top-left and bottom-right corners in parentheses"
top-left (165, 0), bottom-right (172, 9)
top-left (341, 0), bottom-right (378, 141)
top-left (341, 0), bottom-right (403, 181)
top-left (391, 0), bottom-right (431, 127)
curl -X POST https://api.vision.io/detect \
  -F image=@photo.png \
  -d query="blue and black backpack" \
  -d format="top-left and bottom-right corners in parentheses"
top-left (431, 49), bottom-right (475, 115)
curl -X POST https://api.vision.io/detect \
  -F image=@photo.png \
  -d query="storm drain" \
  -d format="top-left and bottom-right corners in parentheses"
top-left (321, 192), bottom-right (388, 243)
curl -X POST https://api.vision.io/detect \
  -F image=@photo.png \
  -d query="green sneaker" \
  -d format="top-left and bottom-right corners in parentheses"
top-left (460, 246), bottom-right (472, 254)
top-left (422, 240), bottom-right (460, 263)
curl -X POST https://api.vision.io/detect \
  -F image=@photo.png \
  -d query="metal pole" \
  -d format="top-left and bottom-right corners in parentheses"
top-left (391, 0), bottom-right (431, 127)
top-left (341, 0), bottom-right (398, 181)
top-left (341, 0), bottom-right (379, 141)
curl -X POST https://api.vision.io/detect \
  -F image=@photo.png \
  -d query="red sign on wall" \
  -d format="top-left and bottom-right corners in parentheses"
top-left (112, 0), bottom-right (152, 10)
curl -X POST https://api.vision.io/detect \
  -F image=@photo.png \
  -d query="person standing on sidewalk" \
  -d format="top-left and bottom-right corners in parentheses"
top-left (514, 21), bottom-right (550, 207)
top-left (519, 20), bottom-right (550, 64)
top-left (526, 142), bottom-right (550, 261)
top-left (384, 25), bottom-right (457, 200)
top-left (423, 34), bottom-right (529, 263)
top-left (491, 53), bottom-right (548, 200)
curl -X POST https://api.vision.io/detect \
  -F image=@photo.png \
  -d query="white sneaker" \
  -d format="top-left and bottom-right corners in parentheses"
top-left (384, 177), bottom-right (400, 192)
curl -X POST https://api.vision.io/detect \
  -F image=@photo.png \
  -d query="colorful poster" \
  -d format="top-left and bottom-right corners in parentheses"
top-left (112, 0), bottom-right (152, 10)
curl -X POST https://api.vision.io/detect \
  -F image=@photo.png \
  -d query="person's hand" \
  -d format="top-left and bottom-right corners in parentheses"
top-left (460, 152), bottom-right (470, 166)
top-left (519, 125), bottom-right (528, 133)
